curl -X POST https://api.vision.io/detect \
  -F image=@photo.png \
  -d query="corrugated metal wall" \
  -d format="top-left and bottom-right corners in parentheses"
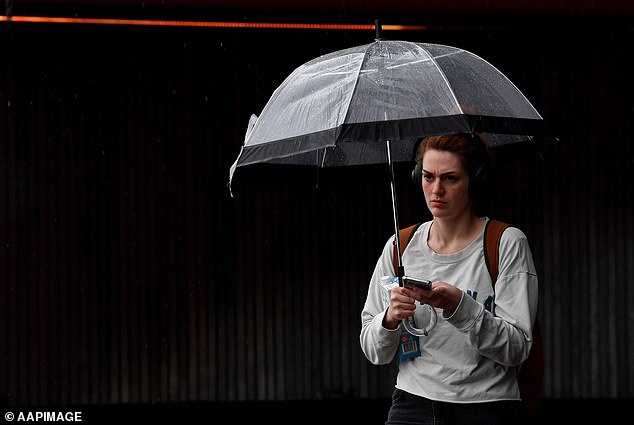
top-left (1, 17), bottom-right (633, 407)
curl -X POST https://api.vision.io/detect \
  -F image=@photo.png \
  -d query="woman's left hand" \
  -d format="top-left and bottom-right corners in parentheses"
top-left (404, 281), bottom-right (463, 315)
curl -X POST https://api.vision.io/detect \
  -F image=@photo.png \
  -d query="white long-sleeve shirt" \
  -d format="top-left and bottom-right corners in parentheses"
top-left (360, 218), bottom-right (538, 403)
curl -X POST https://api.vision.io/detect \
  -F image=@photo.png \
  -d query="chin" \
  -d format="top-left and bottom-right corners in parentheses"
top-left (429, 208), bottom-right (449, 218)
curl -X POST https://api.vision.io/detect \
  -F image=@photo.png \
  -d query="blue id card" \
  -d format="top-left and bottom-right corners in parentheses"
top-left (399, 330), bottom-right (421, 360)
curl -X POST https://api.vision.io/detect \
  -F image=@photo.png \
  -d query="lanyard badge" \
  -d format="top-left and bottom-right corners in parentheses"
top-left (399, 328), bottom-right (421, 360)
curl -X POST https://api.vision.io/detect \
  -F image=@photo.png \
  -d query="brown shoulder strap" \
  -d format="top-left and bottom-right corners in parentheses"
top-left (392, 223), bottom-right (422, 275)
top-left (484, 219), bottom-right (544, 417)
top-left (483, 219), bottom-right (511, 285)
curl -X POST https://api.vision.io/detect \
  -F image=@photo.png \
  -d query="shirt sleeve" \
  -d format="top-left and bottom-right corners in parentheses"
top-left (445, 226), bottom-right (539, 367)
top-left (359, 236), bottom-right (403, 365)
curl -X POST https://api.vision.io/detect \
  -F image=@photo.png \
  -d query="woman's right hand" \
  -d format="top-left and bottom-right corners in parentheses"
top-left (382, 286), bottom-right (417, 329)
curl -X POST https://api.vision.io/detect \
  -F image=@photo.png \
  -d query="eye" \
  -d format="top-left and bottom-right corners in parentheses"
top-left (443, 175), bottom-right (458, 183)
top-left (423, 173), bottom-right (434, 182)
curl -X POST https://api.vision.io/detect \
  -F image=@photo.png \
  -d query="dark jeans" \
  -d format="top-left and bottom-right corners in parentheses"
top-left (386, 388), bottom-right (522, 425)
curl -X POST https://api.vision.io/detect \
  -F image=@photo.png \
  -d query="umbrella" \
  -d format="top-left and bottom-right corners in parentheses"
top-left (229, 25), bottom-right (552, 335)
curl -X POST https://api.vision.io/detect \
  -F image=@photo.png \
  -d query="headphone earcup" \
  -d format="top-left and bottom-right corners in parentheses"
top-left (469, 164), bottom-right (489, 199)
top-left (411, 162), bottom-right (422, 186)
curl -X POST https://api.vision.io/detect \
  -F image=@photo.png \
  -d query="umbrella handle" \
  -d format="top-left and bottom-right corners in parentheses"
top-left (403, 306), bottom-right (438, 337)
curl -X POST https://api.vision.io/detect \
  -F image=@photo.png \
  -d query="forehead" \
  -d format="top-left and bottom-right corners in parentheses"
top-left (422, 149), bottom-right (466, 172)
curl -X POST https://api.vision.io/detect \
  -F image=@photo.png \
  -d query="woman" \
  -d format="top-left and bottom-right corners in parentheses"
top-left (359, 134), bottom-right (539, 425)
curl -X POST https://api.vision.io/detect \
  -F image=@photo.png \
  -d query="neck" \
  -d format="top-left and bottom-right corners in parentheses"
top-left (428, 215), bottom-right (485, 254)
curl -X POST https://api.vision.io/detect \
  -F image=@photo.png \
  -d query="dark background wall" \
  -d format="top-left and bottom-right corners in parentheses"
top-left (1, 1), bottom-right (633, 423)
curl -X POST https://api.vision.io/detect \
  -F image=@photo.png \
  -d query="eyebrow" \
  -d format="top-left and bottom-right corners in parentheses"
top-left (422, 169), bottom-right (461, 176)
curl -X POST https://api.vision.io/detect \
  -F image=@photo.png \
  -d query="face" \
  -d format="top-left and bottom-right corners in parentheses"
top-left (420, 149), bottom-right (472, 219)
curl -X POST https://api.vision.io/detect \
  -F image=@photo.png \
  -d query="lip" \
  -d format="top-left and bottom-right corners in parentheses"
top-left (430, 199), bottom-right (446, 207)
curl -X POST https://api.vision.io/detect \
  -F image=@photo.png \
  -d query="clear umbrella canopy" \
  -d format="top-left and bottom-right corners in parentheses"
top-left (231, 40), bottom-right (547, 174)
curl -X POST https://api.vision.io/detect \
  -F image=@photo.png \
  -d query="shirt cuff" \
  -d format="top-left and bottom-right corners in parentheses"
top-left (444, 292), bottom-right (484, 331)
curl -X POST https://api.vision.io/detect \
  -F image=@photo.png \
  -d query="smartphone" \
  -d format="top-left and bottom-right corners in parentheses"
top-left (403, 276), bottom-right (432, 290)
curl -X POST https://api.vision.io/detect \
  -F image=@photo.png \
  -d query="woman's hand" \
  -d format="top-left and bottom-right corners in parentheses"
top-left (406, 281), bottom-right (463, 316)
top-left (382, 286), bottom-right (417, 329)
top-left (383, 281), bottom-right (464, 329)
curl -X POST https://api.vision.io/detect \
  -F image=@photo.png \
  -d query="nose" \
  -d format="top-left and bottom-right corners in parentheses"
top-left (431, 178), bottom-right (443, 195)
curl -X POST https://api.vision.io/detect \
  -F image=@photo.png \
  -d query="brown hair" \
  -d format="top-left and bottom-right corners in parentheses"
top-left (415, 133), bottom-right (490, 174)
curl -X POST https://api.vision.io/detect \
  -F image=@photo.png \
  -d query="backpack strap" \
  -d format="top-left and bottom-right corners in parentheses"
top-left (484, 219), bottom-right (544, 417)
top-left (483, 219), bottom-right (511, 285)
top-left (392, 223), bottom-right (422, 276)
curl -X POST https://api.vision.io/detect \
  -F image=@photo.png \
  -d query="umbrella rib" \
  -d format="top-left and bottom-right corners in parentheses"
top-left (384, 50), bottom-right (464, 70)
top-left (420, 45), bottom-right (464, 115)
top-left (339, 43), bottom-right (375, 129)
top-left (320, 148), bottom-right (328, 167)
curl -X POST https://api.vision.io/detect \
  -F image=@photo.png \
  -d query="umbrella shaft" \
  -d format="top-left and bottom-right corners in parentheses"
top-left (387, 140), bottom-right (405, 284)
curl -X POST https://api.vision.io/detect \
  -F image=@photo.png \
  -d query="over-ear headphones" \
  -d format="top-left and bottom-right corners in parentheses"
top-left (411, 134), bottom-right (490, 202)
top-left (411, 162), bottom-right (422, 184)
top-left (468, 162), bottom-right (489, 201)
